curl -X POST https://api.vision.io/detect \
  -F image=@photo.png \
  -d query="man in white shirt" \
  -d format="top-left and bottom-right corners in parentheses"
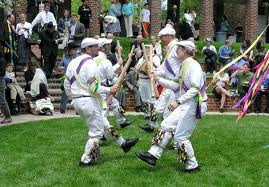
top-left (64, 38), bottom-right (138, 167)
top-left (31, 2), bottom-right (57, 29)
top-left (94, 38), bottom-right (134, 128)
top-left (140, 26), bottom-right (181, 133)
top-left (136, 41), bottom-right (207, 173)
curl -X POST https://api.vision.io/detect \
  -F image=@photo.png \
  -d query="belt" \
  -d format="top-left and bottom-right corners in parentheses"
top-left (73, 95), bottom-right (93, 99)
top-left (139, 77), bottom-right (149, 79)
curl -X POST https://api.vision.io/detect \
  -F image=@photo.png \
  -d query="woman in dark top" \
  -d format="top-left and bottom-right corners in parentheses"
top-left (78, 0), bottom-right (92, 36)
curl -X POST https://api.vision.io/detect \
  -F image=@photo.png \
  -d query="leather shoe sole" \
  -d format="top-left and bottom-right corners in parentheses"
top-left (135, 151), bottom-right (156, 166)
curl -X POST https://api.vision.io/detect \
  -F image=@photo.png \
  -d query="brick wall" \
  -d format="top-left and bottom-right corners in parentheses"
top-left (149, 0), bottom-right (161, 36)
top-left (86, 0), bottom-right (101, 36)
top-left (124, 92), bottom-right (269, 112)
top-left (200, 0), bottom-right (214, 40)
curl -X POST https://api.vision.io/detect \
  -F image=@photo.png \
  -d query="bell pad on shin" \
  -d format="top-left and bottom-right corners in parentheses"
top-left (178, 144), bottom-right (188, 163)
top-left (108, 127), bottom-right (120, 138)
top-left (152, 129), bottom-right (165, 145)
top-left (90, 142), bottom-right (101, 161)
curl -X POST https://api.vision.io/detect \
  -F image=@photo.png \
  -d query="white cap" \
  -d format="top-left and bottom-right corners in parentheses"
top-left (206, 38), bottom-right (212, 42)
top-left (177, 40), bottom-right (196, 52)
top-left (81, 38), bottom-right (99, 49)
top-left (158, 26), bottom-right (176, 37)
top-left (98, 38), bottom-right (112, 48)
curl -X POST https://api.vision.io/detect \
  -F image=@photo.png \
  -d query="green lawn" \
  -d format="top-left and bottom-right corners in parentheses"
top-left (0, 115), bottom-right (268, 186)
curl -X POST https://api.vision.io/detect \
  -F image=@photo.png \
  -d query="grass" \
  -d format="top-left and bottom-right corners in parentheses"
top-left (0, 115), bottom-right (268, 186)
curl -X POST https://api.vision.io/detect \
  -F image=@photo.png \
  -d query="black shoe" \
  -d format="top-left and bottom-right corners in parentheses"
top-left (135, 151), bottom-right (157, 166)
top-left (120, 120), bottom-right (134, 128)
top-left (184, 166), bottom-right (200, 173)
top-left (79, 161), bottom-right (94, 167)
top-left (121, 137), bottom-right (139, 153)
top-left (135, 106), bottom-right (142, 112)
top-left (139, 124), bottom-right (154, 132)
top-left (1, 118), bottom-right (12, 124)
top-left (219, 108), bottom-right (224, 113)
top-left (60, 110), bottom-right (65, 114)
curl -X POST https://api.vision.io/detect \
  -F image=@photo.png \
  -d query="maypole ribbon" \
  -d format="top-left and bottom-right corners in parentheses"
top-left (234, 52), bottom-right (269, 123)
top-left (207, 24), bottom-right (269, 89)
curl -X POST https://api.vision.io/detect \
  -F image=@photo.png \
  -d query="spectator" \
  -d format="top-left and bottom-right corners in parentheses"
top-left (219, 39), bottom-right (234, 65)
top-left (140, 3), bottom-right (150, 38)
top-left (254, 75), bottom-right (269, 113)
top-left (231, 63), bottom-right (254, 99)
top-left (0, 46), bottom-right (12, 124)
top-left (78, 0), bottom-right (92, 37)
top-left (26, 0), bottom-right (40, 22)
top-left (220, 15), bottom-right (229, 33)
top-left (235, 21), bottom-right (243, 43)
top-left (16, 13), bottom-right (32, 71)
top-left (31, 2), bottom-right (57, 29)
top-left (212, 70), bottom-right (232, 113)
top-left (131, 35), bottom-right (143, 51)
top-left (57, 9), bottom-right (71, 50)
top-left (24, 61), bottom-right (37, 92)
top-left (115, 0), bottom-right (124, 36)
top-left (240, 40), bottom-right (254, 69)
top-left (116, 87), bottom-right (126, 110)
top-left (109, 0), bottom-right (118, 17)
top-left (30, 64), bottom-right (54, 101)
top-left (2, 14), bottom-right (16, 64)
top-left (130, 48), bottom-right (142, 72)
top-left (58, 9), bottom-right (71, 34)
top-left (58, 42), bottom-right (78, 113)
top-left (103, 15), bottom-right (121, 36)
top-left (184, 8), bottom-right (192, 26)
top-left (122, 0), bottom-right (134, 38)
top-left (177, 19), bottom-right (194, 41)
top-left (69, 14), bottom-right (86, 47)
top-left (166, 5), bottom-right (179, 25)
top-left (106, 33), bottom-right (117, 54)
top-left (126, 67), bottom-right (142, 112)
top-left (254, 40), bottom-right (267, 68)
top-left (4, 64), bottom-right (27, 113)
top-left (39, 22), bottom-right (60, 78)
top-left (190, 10), bottom-right (197, 38)
top-left (202, 38), bottom-right (217, 74)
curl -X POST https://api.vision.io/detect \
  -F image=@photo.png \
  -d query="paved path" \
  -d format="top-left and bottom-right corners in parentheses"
top-left (0, 111), bottom-right (268, 128)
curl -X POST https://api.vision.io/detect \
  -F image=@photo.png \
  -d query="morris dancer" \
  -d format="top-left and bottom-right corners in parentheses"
top-left (136, 41), bottom-right (207, 172)
top-left (64, 38), bottom-right (138, 167)
top-left (94, 38), bottom-right (134, 128)
top-left (139, 26), bottom-right (181, 132)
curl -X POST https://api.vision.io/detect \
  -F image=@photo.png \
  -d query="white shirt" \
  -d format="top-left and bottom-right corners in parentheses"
top-left (156, 39), bottom-right (181, 81)
top-left (152, 43), bottom-right (163, 61)
top-left (141, 9), bottom-right (150, 23)
top-left (202, 45), bottom-right (217, 55)
top-left (64, 54), bottom-right (110, 98)
top-left (31, 11), bottom-right (57, 29)
top-left (158, 57), bottom-right (207, 104)
top-left (184, 13), bottom-right (193, 25)
top-left (94, 51), bottom-right (118, 86)
top-left (16, 22), bottom-right (32, 38)
top-left (5, 71), bottom-right (15, 81)
top-left (30, 68), bottom-right (48, 97)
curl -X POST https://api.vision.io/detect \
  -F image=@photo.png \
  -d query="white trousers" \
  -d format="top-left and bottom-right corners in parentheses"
top-left (102, 94), bottom-right (126, 125)
top-left (148, 100), bottom-right (207, 169)
top-left (148, 89), bottom-right (178, 128)
top-left (138, 78), bottom-right (155, 105)
top-left (124, 15), bottom-right (133, 37)
top-left (72, 97), bottom-right (125, 163)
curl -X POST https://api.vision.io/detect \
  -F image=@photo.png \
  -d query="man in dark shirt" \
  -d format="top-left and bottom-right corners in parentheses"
top-left (39, 22), bottom-right (60, 78)
top-left (235, 21), bottom-right (243, 43)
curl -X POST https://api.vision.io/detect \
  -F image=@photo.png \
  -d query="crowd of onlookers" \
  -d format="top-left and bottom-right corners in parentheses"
top-left (0, 0), bottom-right (268, 125)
